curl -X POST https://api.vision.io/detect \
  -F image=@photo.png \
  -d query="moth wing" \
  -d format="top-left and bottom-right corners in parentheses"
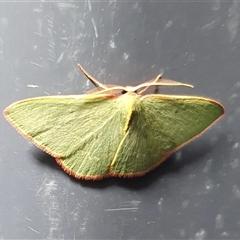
top-left (111, 95), bottom-right (224, 176)
top-left (4, 94), bottom-right (126, 179)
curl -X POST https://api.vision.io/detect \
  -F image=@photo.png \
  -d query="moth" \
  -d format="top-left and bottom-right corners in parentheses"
top-left (4, 64), bottom-right (224, 180)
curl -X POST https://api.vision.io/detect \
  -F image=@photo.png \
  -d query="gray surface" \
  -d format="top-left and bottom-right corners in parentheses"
top-left (0, 1), bottom-right (239, 239)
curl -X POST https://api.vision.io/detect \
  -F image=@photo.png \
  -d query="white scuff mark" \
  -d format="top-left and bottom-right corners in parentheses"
top-left (0, 37), bottom-right (3, 61)
top-left (236, 107), bottom-right (240, 115)
top-left (215, 214), bottom-right (224, 229)
top-left (210, 135), bottom-right (218, 145)
top-left (33, 8), bottom-right (42, 13)
top-left (34, 32), bottom-right (46, 38)
top-left (91, 18), bottom-right (98, 38)
top-left (158, 198), bottom-right (163, 210)
top-left (69, 203), bottom-right (89, 233)
top-left (230, 158), bottom-right (239, 169)
top-left (79, 20), bottom-right (85, 29)
top-left (37, 19), bottom-right (43, 36)
top-left (104, 207), bottom-right (138, 212)
top-left (123, 52), bottom-right (129, 60)
top-left (27, 84), bottom-right (39, 88)
top-left (158, 198), bottom-right (163, 205)
top-left (110, 40), bottom-right (116, 48)
top-left (227, 134), bottom-right (233, 142)
top-left (60, 37), bottom-right (69, 41)
top-left (48, 40), bottom-right (55, 49)
top-left (91, 38), bottom-right (97, 56)
top-left (201, 20), bottom-right (217, 30)
top-left (221, 231), bottom-right (229, 237)
top-left (36, 177), bottom-right (62, 239)
top-left (67, 71), bottom-right (75, 82)
top-left (227, 1), bottom-right (240, 42)
top-left (182, 200), bottom-right (189, 208)
top-left (203, 159), bottom-right (212, 173)
top-left (205, 179), bottom-right (214, 191)
top-left (56, 52), bottom-right (64, 64)
top-left (48, 44), bottom-right (55, 51)
top-left (46, 17), bottom-right (55, 62)
top-left (56, 43), bottom-right (70, 64)
top-left (72, 49), bottom-right (80, 60)
top-left (235, 82), bottom-right (240, 88)
top-left (70, 206), bottom-right (80, 221)
top-left (67, 200), bottom-right (89, 233)
top-left (87, 0), bottom-right (92, 11)
top-left (128, 200), bottom-right (140, 207)
top-left (1, 17), bottom-right (8, 28)
top-left (164, 20), bottom-right (173, 29)
top-left (47, 19), bottom-right (54, 28)
top-left (36, 178), bottom-right (56, 198)
top-left (28, 226), bottom-right (40, 234)
top-left (30, 61), bottom-right (43, 68)
top-left (64, 180), bottom-right (71, 228)
top-left (132, 2), bottom-right (139, 9)
top-left (48, 43), bottom-right (55, 62)
top-left (180, 229), bottom-right (186, 237)
top-left (57, 3), bottom-right (75, 10)
top-left (232, 185), bottom-right (240, 199)
top-left (195, 229), bottom-right (207, 240)
top-left (188, 53), bottom-right (195, 62)
top-left (79, 214), bottom-right (89, 233)
top-left (232, 142), bottom-right (239, 149)
top-left (175, 151), bottom-right (182, 160)
top-left (105, 200), bottom-right (140, 212)
top-left (120, 200), bottom-right (141, 208)
top-left (228, 93), bottom-right (238, 102)
top-left (114, 28), bottom-right (120, 36)
top-left (213, 0), bottom-right (220, 11)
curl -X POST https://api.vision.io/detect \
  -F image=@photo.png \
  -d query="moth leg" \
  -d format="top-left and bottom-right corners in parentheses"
top-left (138, 74), bottom-right (162, 94)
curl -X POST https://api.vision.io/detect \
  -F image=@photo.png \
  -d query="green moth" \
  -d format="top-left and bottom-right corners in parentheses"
top-left (4, 64), bottom-right (224, 180)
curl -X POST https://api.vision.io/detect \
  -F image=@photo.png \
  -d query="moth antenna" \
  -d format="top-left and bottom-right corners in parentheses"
top-left (138, 74), bottom-right (162, 94)
top-left (78, 64), bottom-right (108, 90)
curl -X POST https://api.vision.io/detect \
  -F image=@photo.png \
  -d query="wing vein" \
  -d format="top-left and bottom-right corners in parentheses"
top-left (67, 111), bottom-right (118, 157)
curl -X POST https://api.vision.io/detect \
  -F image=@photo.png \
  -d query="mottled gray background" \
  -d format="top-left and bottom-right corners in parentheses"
top-left (0, 1), bottom-right (239, 239)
